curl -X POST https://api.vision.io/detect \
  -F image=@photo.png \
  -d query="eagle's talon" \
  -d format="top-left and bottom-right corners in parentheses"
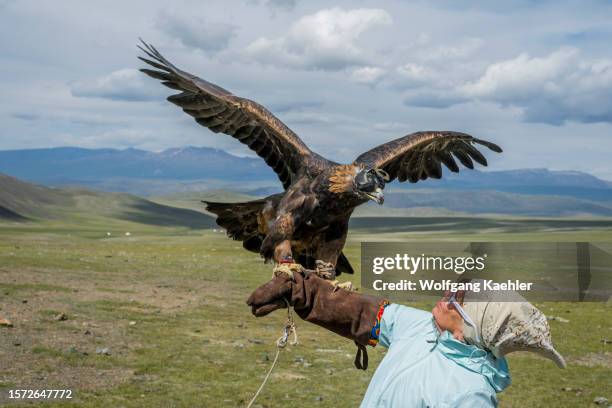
top-left (335, 281), bottom-right (354, 291)
top-left (314, 260), bottom-right (335, 280)
top-left (327, 279), bottom-right (354, 292)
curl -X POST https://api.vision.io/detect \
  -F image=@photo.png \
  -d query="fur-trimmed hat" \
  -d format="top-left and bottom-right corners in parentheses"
top-left (461, 281), bottom-right (566, 368)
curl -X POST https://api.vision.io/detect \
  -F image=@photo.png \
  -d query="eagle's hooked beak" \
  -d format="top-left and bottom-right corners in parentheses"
top-left (365, 188), bottom-right (384, 205)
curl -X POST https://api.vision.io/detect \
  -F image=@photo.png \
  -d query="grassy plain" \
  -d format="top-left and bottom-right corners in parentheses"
top-left (0, 217), bottom-right (611, 407)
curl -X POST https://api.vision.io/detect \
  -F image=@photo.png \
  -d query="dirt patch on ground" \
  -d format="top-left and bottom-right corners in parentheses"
top-left (570, 352), bottom-right (612, 368)
top-left (271, 371), bottom-right (307, 381)
top-left (0, 266), bottom-right (230, 312)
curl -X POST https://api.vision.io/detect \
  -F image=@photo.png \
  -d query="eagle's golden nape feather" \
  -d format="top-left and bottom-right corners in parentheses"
top-left (328, 164), bottom-right (360, 193)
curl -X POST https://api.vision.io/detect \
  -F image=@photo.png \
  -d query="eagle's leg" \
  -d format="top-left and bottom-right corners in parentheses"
top-left (273, 239), bottom-right (293, 264)
top-left (314, 237), bottom-right (354, 291)
top-left (271, 239), bottom-right (302, 279)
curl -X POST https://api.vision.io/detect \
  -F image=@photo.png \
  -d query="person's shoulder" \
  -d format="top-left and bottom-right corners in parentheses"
top-left (380, 303), bottom-right (433, 342)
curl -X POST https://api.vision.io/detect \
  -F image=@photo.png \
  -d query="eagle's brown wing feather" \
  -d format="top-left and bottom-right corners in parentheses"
top-left (354, 131), bottom-right (502, 183)
top-left (138, 40), bottom-right (324, 189)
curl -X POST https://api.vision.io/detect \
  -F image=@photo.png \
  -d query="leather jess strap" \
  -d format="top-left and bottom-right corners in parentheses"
top-left (354, 341), bottom-right (369, 370)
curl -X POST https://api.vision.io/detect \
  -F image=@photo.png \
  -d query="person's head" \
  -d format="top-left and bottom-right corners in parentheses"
top-left (432, 290), bottom-right (467, 341)
top-left (433, 282), bottom-right (566, 369)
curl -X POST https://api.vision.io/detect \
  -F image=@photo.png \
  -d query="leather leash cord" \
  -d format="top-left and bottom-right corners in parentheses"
top-left (246, 298), bottom-right (297, 408)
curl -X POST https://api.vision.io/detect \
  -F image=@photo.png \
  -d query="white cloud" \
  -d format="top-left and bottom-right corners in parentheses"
top-left (402, 48), bottom-right (612, 125)
top-left (245, 7), bottom-right (392, 70)
top-left (416, 37), bottom-right (484, 61)
top-left (396, 63), bottom-right (436, 84)
top-left (71, 69), bottom-right (160, 102)
top-left (460, 48), bottom-right (578, 100)
top-left (156, 11), bottom-right (236, 54)
top-left (350, 66), bottom-right (386, 84)
top-left (388, 37), bottom-right (486, 91)
top-left (461, 48), bottom-right (612, 124)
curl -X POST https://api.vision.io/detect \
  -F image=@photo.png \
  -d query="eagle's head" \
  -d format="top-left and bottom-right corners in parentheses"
top-left (329, 165), bottom-right (389, 205)
top-left (355, 167), bottom-right (389, 204)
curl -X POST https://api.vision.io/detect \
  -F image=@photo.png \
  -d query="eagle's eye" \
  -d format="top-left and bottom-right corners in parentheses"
top-left (355, 169), bottom-right (385, 192)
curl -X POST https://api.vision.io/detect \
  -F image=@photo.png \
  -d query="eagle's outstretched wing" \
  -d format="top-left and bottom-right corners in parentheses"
top-left (354, 131), bottom-right (502, 183)
top-left (138, 40), bottom-right (324, 189)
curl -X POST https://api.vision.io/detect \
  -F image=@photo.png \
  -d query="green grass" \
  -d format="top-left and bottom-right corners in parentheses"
top-left (0, 217), bottom-right (610, 407)
top-left (1, 283), bottom-right (73, 294)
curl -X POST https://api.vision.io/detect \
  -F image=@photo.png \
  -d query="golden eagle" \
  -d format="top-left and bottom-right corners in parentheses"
top-left (138, 41), bottom-right (502, 279)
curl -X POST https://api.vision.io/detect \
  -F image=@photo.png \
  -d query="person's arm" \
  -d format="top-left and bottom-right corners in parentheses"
top-left (247, 270), bottom-right (388, 349)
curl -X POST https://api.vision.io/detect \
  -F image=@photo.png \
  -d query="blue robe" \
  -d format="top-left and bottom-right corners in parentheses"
top-left (360, 304), bottom-right (511, 408)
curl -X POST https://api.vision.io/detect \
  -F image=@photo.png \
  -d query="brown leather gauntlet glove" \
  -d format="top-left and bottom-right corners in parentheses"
top-left (247, 270), bottom-right (389, 369)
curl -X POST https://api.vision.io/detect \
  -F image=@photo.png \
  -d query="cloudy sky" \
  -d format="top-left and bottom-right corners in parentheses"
top-left (1, 0), bottom-right (611, 178)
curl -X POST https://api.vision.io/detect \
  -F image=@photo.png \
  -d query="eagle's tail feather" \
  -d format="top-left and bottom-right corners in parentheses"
top-left (203, 199), bottom-right (266, 246)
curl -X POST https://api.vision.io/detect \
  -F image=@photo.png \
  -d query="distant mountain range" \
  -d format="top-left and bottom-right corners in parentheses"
top-left (0, 146), bottom-right (274, 194)
top-left (406, 168), bottom-right (612, 202)
top-left (1, 146), bottom-right (612, 217)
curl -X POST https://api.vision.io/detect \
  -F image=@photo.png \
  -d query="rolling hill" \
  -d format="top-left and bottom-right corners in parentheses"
top-left (0, 173), bottom-right (215, 229)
